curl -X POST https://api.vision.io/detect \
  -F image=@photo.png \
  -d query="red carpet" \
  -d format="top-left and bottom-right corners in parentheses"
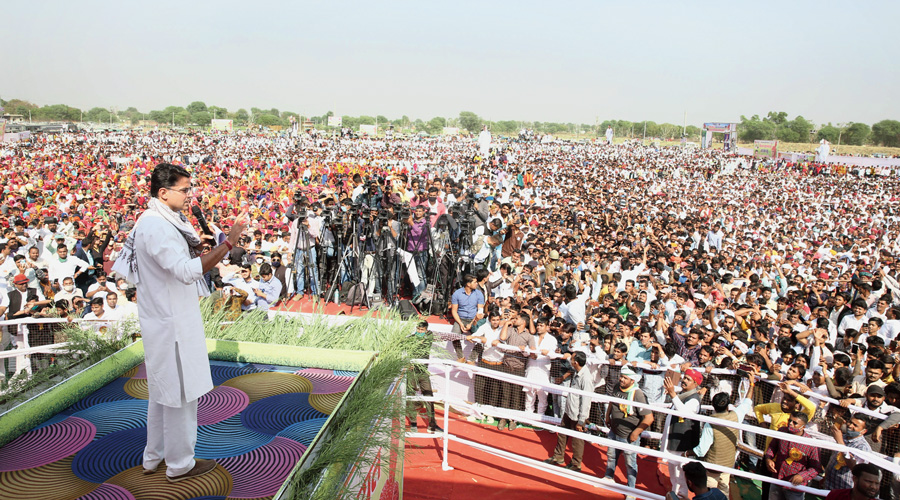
top-left (271, 295), bottom-right (450, 324)
top-left (403, 409), bottom-right (670, 500)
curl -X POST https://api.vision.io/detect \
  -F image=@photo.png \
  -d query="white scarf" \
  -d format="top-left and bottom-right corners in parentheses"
top-left (111, 198), bottom-right (210, 296)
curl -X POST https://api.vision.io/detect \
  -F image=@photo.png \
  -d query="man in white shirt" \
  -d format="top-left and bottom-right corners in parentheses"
top-left (225, 264), bottom-right (259, 311)
top-left (86, 272), bottom-right (115, 307)
top-left (46, 244), bottom-right (90, 286)
top-left (83, 297), bottom-right (107, 320)
top-left (470, 311), bottom-right (506, 411)
top-left (55, 276), bottom-right (84, 310)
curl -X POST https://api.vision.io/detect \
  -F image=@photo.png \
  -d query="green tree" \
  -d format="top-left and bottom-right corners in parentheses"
top-left (358, 116), bottom-right (376, 126)
top-left (186, 101), bottom-right (207, 114)
top-left (843, 122), bottom-right (870, 146)
top-left (459, 111), bottom-right (482, 133)
top-left (3, 99), bottom-right (38, 117)
top-left (207, 106), bottom-right (227, 119)
top-left (738, 115), bottom-right (776, 142)
top-left (85, 107), bottom-right (111, 123)
top-left (425, 117), bottom-right (446, 135)
top-left (192, 111), bottom-right (212, 126)
top-left (342, 115), bottom-right (360, 130)
top-left (175, 110), bottom-right (191, 126)
top-left (232, 109), bottom-right (249, 125)
top-left (872, 120), bottom-right (900, 147)
top-left (817, 124), bottom-right (840, 143)
top-left (764, 111), bottom-right (789, 125)
top-left (256, 114), bottom-right (281, 127)
top-left (376, 115), bottom-right (389, 125)
top-left (788, 115), bottom-right (814, 143)
top-left (494, 120), bottom-right (518, 135)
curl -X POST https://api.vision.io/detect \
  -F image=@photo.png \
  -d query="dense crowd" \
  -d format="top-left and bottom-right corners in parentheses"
top-left (2, 128), bottom-right (900, 499)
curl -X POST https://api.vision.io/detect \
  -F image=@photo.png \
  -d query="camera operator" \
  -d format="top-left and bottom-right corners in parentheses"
top-left (411, 186), bottom-right (446, 226)
top-left (358, 207), bottom-right (383, 297)
top-left (377, 204), bottom-right (401, 295)
top-left (289, 206), bottom-right (320, 299)
top-left (285, 190), bottom-right (307, 222)
top-left (354, 179), bottom-right (383, 210)
top-left (406, 204), bottom-right (430, 300)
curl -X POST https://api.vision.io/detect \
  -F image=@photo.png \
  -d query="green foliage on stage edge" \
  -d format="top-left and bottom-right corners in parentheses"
top-left (0, 321), bottom-right (136, 408)
top-left (199, 301), bottom-right (434, 500)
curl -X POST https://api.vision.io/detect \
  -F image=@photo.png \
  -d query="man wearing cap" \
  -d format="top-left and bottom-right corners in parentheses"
top-left (7, 273), bottom-right (45, 318)
top-left (839, 384), bottom-right (900, 453)
top-left (664, 369), bottom-right (704, 498)
top-left (603, 366), bottom-right (654, 489)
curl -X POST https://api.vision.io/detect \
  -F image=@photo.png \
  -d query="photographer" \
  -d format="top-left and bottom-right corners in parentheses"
top-left (354, 180), bottom-right (383, 210)
top-left (289, 208), bottom-right (320, 299)
top-left (358, 207), bottom-right (384, 297)
top-left (406, 204), bottom-right (430, 300)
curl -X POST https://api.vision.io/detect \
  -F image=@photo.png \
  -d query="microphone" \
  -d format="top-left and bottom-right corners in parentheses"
top-left (191, 205), bottom-right (214, 236)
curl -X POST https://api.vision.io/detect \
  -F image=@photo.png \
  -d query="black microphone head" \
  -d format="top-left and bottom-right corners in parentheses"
top-left (191, 205), bottom-right (203, 218)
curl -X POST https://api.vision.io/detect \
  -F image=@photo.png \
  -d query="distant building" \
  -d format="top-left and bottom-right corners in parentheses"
top-left (1, 114), bottom-right (25, 122)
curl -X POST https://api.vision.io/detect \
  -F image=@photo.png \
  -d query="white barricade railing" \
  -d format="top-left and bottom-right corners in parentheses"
top-left (408, 358), bottom-right (900, 498)
top-left (465, 337), bottom-right (889, 422)
top-left (0, 317), bottom-right (128, 381)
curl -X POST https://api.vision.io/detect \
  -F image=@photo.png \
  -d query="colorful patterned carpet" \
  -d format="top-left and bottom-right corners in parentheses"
top-left (0, 361), bottom-right (358, 500)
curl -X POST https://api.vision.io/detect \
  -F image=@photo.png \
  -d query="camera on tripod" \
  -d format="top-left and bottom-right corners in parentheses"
top-left (396, 202), bottom-right (411, 221)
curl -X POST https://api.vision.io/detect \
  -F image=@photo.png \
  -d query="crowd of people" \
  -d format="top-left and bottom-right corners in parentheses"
top-left (2, 127), bottom-right (900, 499)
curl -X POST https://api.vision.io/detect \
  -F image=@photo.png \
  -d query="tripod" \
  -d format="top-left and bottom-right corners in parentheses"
top-left (290, 222), bottom-right (319, 298)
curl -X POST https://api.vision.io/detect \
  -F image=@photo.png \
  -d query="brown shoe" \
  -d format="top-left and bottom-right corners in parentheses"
top-left (143, 459), bottom-right (165, 475)
top-left (166, 459), bottom-right (217, 483)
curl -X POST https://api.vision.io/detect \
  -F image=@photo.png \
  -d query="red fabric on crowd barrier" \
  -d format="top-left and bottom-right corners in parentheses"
top-left (403, 408), bottom-right (669, 499)
top-left (272, 296), bottom-right (451, 324)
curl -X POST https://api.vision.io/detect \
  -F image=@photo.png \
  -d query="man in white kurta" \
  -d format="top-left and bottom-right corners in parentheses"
top-left (524, 318), bottom-right (558, 416)
top-left (115, 163), bottom-right (248, 483)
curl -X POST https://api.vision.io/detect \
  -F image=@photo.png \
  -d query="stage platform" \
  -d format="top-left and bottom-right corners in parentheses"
top-left (0, 360), bottom-right (357, 500)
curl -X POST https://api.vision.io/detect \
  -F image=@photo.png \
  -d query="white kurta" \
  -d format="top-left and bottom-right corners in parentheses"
top-left (134, 211), bottom-right (213, 407)
top-left (525, 333), bottom-right (558, 382)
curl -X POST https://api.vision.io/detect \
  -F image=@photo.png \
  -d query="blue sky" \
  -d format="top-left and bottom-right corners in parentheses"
top-left (3, 0), bottom-right (897, 126)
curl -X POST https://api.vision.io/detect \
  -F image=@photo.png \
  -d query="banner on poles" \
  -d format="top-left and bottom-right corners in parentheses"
top-left (210, 119), bottom-right (233, 132)
top-left (328, 115), bottom-right (342, 127)
top-left (753, 140), bottom-right (778, 158)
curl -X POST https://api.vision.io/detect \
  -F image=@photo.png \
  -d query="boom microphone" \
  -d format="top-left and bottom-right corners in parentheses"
top-left (191, 205), bottom-right (214, 236)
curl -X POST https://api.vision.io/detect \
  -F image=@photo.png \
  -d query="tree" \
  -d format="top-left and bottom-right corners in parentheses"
top-left (738, 115), bottom-right (776, 142)
top-left (459, 111), bottom-right (482, 133)
top-left (186, 101), bottom-right (207, 114)
top-left (85, 107), bottom-right (111, 123)
top-left (3, 99), bottom-right (37, 117)
top-left (843, 122), bottom-right (870, 146)
top-left (872, 120), bottom-right (900, 147)
top-left (175, 110), bottom-right (191, 126)
top-left (494, 120), bottom-right (518, 135)
top-left (376, 115), bottom-right (389, 125)
top-left (192, 111), bottom-right (212, 126)
top-left (817, 124), bottom-right (840, 143)
top-left (256, 114), bottom-right (281, 127)
top-left (207, 106), bottom-right (227, 119)
top-left (788, 115), bottom-right (814, 143)
top-left (764, 111), bottom-right (789, 125)
top-left (233, 109), bottom-right (249, 125)
top-left (425, 117), bottom-right (446, 135)
top-left (358, 116), bottom-right (376, 126)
